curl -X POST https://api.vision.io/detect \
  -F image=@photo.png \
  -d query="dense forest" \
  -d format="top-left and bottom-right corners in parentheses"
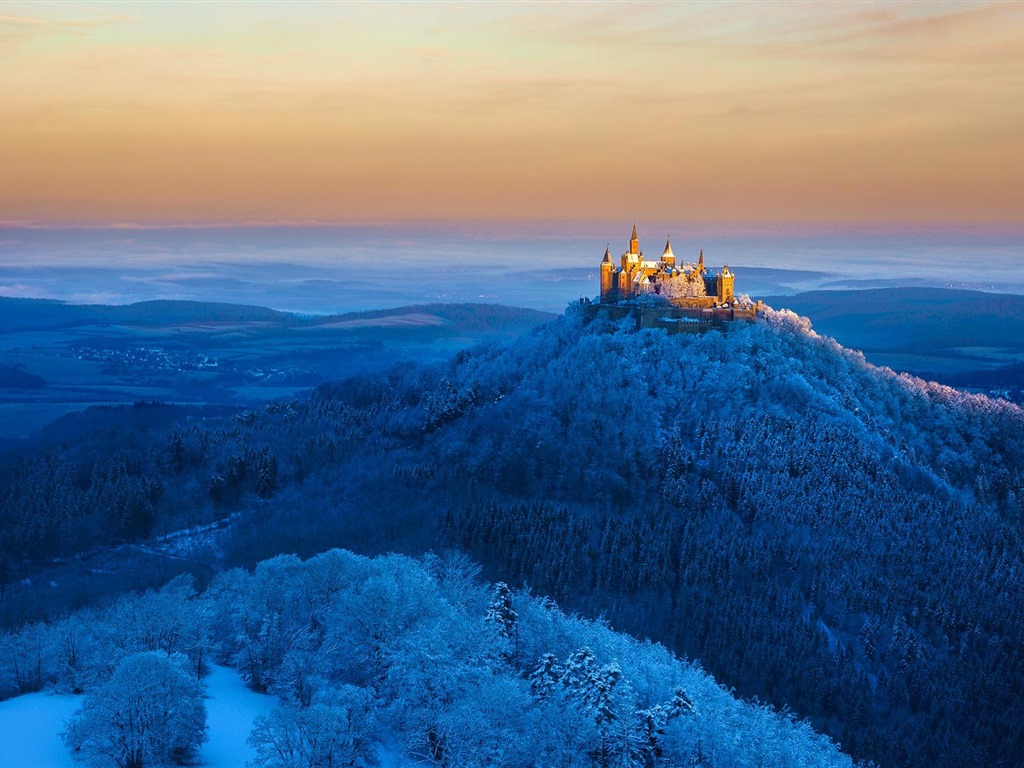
top-left (2, 303), bottom-right (1023, 767)
top-left (1, 550), bottom-right (855, 768)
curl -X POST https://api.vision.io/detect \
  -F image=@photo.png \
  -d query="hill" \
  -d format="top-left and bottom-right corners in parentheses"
top-left (1, 304), bottom-right (1022, 767)
top-left (0, 550), bottom-right (854, 768)
top-left (766, 287), bottom-right (1024, 349)
top-left (765, 288), bottom-right (1024, 397)
top-left (0, 297), bottom-right (287, 332)
top-left (0, 296), bottom-right (553, 333)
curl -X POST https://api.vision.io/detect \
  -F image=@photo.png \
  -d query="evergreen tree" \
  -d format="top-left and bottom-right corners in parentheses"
top-left (484, 581), bottom-right (518, 667)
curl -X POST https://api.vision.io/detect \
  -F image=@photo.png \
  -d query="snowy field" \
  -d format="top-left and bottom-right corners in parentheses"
top-left (0, 687), bottom-right (80, 767)
top-left (0, 664), bottom-right (273, 768)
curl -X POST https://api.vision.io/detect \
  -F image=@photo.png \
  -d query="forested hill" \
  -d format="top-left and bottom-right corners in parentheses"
top-left (262, 305), bottom-right (1024, 768)
top-left (0, 550), bottom-right (855, 768)
top-left (0, 297), bottom-right (287, 331)
top-left (3, 304), bottom-right (1024, 768)
top-left (0, 295), bottom-right (554, 332)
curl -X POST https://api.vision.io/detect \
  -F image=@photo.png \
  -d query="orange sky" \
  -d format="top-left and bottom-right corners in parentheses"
top-left (1, 1), bottom-right (1023, 226)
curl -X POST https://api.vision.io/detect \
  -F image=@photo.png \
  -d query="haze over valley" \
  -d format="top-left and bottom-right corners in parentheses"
top-left (4, 224), bottom-right (1023, 312)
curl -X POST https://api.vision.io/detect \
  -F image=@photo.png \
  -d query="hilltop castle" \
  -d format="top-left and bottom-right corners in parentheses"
top-left (599, 224), bottom-right (736, 307)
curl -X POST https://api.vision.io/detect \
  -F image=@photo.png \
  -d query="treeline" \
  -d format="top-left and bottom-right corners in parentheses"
top-left (0, 550), bottom-right (855, 768)
top-left (0, 296), bottom-right (554, 334)
top-left (0, 297), bottom-right (287, 332)
top-left (0, 405), bottom-right (288, 561)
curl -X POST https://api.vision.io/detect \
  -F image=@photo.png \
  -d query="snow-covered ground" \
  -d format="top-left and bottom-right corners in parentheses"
top-left (200, 663), bottom-right (275, 767)
top-left (0, 664), bottom-right (274, 768)
top-left (0, 688), bottom-right (80, 768)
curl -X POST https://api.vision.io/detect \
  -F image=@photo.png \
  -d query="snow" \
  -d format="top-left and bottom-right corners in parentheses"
top-left (201, 664), bottom-right (276, 767)
top-left (0, 664), bottom-right (275, 768)
top-left (0, 689), bottom-right (80, 768)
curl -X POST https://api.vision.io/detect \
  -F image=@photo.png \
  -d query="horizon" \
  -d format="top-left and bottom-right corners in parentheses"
top-left (2, 221), bottom-right (1022, 313)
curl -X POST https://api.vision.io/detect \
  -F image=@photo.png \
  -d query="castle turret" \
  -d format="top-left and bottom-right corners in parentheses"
top-left (716, 265), bottom-right (735, 303)
top-left (662, 237), bottom-right (675, 268)
top-left (600, 244), bottom-right (616, 300)
top-left (629, 223), bottom-right (640, 256)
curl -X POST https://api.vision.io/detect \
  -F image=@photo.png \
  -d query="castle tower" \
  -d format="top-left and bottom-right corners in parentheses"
top-left (662, 237), bottom-right (675, 268)
top-left (629, 223), bottom-right (640, 256)
top-left (716, 265), bottom-right (735, 303)
top-left (701, 249), bottom-right (717, 296)
top-left (600, 245), bottom-right (616, 301)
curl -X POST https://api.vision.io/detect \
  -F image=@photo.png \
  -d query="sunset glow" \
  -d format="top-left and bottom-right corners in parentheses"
top-left (2, 1), bottom-right (1023, 225)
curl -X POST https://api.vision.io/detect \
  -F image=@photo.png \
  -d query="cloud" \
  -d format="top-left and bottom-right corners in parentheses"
top-left (0, 8), bottom-right (131, 47)
top-left (65, 290), bottom-right (131, 304)
top-left (0, 282), bottom-right (50, 298)
top-left (0, 7), bottom-right (132, 29)
top-left (746, 2), bottom-right (1024, 68)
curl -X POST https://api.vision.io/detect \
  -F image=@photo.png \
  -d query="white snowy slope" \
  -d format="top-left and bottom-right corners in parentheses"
top-left (0, 689), bottom-right (80, 768)
top-left (200, 663), bottom-right (275, 767)
top-left (0, 664), bottom-right (273, 768)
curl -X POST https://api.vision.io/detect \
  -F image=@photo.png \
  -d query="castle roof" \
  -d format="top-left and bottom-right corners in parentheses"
top-left (663, 238), bottom-right (674, 258)
top-left (602, 245), bottom-right (613, 264)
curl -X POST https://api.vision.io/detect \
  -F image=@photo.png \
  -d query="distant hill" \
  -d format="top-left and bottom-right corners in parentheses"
top-left (0, 296), bottom-right (555, 334)
top-left (0, 297), bottom-right (102, 332)
top-left (765, 287), bottom-right (1024, 352)
top-left (0, 297), bottom-right (286, 332)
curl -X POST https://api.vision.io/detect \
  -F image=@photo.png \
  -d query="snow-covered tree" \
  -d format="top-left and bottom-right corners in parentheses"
top-left (485, 581), bottom-right (518, 667)
top-left (63, 651), bottom-right (206, 768)
top-left (106, 574), bottom-right (204, 669)
top-left (529, 653), bottom-right (560, 702)
top-left (48, 612), bottom-right (108, 694)
top-left (656, 275), bottom-right (707, 300)
top-left (0, 620), bottom-right (50, 694)
top-left (248, 690), bottom-right (371, 768)
top-left (205, 556), bottom-right (312, 693)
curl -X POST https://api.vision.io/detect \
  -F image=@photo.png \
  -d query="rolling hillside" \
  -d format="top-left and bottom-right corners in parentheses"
top-left (2, 303), bottom-right (1022, 767)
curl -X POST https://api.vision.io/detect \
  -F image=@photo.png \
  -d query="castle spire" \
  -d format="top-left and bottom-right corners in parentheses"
top-left (629, 222), bottom-right (640, 256)
top-left (662, 237), bottom-right (674, 258)
top-left (698, 247), bottom-right (704, 271)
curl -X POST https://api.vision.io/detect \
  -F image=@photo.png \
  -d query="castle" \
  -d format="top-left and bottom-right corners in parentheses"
top-left (600, 224), bottom-right (736, 307)
top-left (593, 224), bottom-right (761, 328)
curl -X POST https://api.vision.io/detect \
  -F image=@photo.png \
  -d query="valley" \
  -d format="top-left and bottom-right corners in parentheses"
top-left (0, 299), bottom-right (554, 442)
